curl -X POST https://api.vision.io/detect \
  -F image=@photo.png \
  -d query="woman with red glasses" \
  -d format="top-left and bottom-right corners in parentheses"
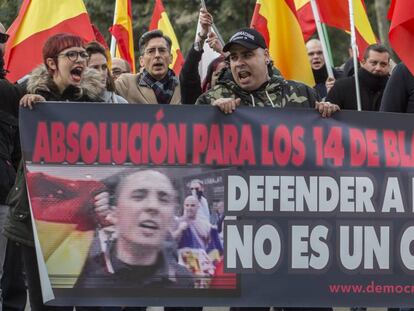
top-left (4, 33), bottom-right (105, 311)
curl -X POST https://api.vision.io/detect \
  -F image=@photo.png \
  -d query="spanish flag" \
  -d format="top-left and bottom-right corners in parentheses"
top-left (4, 0), bottom-right (96, 83)
top-left (294, 0), bottom-right (315, 41)
top-left (149, 0), bottom-right (184, 75)
top-left (26, 172), bottom-right (106, 287)
top-left (388, 0), bottom-right (414, 75)
top-left (251, 0), bottom-right (315, 86)
top-left (293, 0), bottom-right (377, 59)
top-left (109, 0), bottom-right (136, 73)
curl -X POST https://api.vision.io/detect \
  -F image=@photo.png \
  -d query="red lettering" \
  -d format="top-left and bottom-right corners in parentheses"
top-left (365, 129), bottom-right (379, 167)
top-left (150, 124), bottom-right (167, 164)
top-left (128, 124), bottom-right (141, 164)
top-left (141, 123), bottom-right (149, 163)
top-left (98, 123), bottom-right (111, 164)
top-left (193, 124), bottom-right (208, 164)
top-left (383, 130), bottom-right (399, 167)
top-left (398, 131), bottom-right (414, 167)
top-left (205, 125), bottom-right (223, 165)
top-left (350, 128), bottom-right (366, 166)
top-left (261, 125), bottom-right (273, 165)
top-left (50, 122), bottom-right (65, 163)
top-left (112, 123), bottom-right (128, 164)
top-left (324, 127), bottom-right (344, 166)
top-left (32, 122), bottom-right (50, 163)
top-left (80, 122), bottom-right (99, 164)
top-left (66, 122), bottom-right (79, 164)
top-left (223, 124), bottom-right (239, 165)
top-left (313, 127), bottom-right (323, 166)
top-left (292, 126), bottom-right (305, 166)
top-left (168, 124), bottom-right (186, 165)
top-left (274, 125), bottom-right (291, 166)
top-left (239, 125), bottom-right (255, 165)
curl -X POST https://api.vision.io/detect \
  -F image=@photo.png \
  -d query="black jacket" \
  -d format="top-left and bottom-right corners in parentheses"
top-left (0, 79), bottom-right (24, 204)
top-left (180, 44), bottom-right (203, 105)
top-left (380, 63), bottom-right (414, 113)
top-left (326, 67), bottom-right (389, 111)
top-left (4, 65), bottom-right (105, 246)
top-left (76, 245), bottom-right (194, 289)
top-left (312, 65), bottom-right (342, 99)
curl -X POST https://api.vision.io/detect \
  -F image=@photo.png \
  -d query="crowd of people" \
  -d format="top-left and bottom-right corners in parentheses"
top-left (0, 5), bottom-right (414, 311)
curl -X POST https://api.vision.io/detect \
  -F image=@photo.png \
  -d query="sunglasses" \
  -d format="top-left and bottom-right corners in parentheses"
top-left (0, 33), bottom-right (9, 44)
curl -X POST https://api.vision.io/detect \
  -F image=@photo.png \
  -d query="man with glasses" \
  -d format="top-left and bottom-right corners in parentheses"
top-left (115, 30), bottom-right (181, 105)
top-left (111, 57), bottom-right (131, 80)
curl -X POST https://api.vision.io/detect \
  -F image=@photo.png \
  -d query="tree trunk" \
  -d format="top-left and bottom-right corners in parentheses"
top-left (374, 0), bottom-right (390, 47)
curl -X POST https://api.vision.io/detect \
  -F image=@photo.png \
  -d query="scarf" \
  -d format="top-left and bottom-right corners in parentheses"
top-left (140, 69), bottom-right (178, 104)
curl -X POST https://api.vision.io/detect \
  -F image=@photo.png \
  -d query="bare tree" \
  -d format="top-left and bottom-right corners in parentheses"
top-left (374, 0), bottom-right (390, 47)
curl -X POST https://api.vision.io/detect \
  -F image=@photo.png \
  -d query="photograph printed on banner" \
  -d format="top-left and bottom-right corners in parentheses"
top-left (25, 164), bottom-right (237, 294)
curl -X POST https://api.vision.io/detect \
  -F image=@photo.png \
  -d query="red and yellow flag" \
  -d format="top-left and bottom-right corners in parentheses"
top-left (294, 0), bottom-right (315, 41)
top-left (251, 0), bottom-right (315, 86)
top-left (4, 0), bottom-right (96, 83)
top-left (293, 0), bottom-right (377, 59)
top-left (388, 0), bottom-right (414, 75)
top-left (109, 0), bottom-right (135, 73)
top-left (149, 0), bottom-right (184, 75)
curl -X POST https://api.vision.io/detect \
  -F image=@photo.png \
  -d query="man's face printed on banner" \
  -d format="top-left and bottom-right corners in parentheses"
top-left (113, 170), bottom-right (176, 250)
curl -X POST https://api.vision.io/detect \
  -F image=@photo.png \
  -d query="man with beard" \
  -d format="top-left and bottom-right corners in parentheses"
top-left (196, 28), bottom-right (339, 118)
top-left (306, 38), bottom-right (342, 99)
top-left (326, 44), bottom-right (391, 111)
top-left (115, 30), bottom-right (181, 105)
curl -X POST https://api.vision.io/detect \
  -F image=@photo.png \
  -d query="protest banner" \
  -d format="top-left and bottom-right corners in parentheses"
top-left (19, 103), bottom-right (414, 307)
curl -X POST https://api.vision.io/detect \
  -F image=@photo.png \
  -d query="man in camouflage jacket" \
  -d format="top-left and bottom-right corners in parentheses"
top-left (196, 28), bottom-right (339, 117)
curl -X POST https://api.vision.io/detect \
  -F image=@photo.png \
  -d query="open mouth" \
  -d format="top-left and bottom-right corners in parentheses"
top-left (152, 62), bottom-right (164, 70)
top-left (238, 70), bottom-right (251, 82)
top-left (139, 220), bottom-right (159, 231)
top-left (70, 67), bottom-right (84, 83)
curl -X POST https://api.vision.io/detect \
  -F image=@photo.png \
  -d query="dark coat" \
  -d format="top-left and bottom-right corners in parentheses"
top-left (196, 69), bottom-right (318, 108)
top-left (380, 63), bottom-right (414, 113)
top-left (326, 67), bottom-right (389, 111)
top-left (75, 245), bottom-right (194, 289)
top-left (0, 79), bottom-right (23, 204)
top-left (4, 65), bottom-right (105, 247)
top-left (180, 44), bottom-right (203, 105)
top-left (312, 65), bottom-right (342, 99)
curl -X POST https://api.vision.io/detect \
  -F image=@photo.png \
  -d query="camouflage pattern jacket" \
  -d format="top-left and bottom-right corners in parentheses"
top-left (196, 71), bottom-right (319, 108)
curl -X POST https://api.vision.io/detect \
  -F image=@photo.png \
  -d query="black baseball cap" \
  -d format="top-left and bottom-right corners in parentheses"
top-left (223, 28), bottom-right (267, 52)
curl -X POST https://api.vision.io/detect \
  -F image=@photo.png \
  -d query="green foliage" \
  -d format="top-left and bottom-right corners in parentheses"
top-left (0, 0), bottom-right (388, 72)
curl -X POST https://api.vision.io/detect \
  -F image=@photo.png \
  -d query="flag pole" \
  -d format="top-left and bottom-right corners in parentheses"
top-left (110, 0), bottom-right (118, 58)
top-left (310, 0), bottom-right (334, 78)
top-left (348, 0), bottom-right (362, 111)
